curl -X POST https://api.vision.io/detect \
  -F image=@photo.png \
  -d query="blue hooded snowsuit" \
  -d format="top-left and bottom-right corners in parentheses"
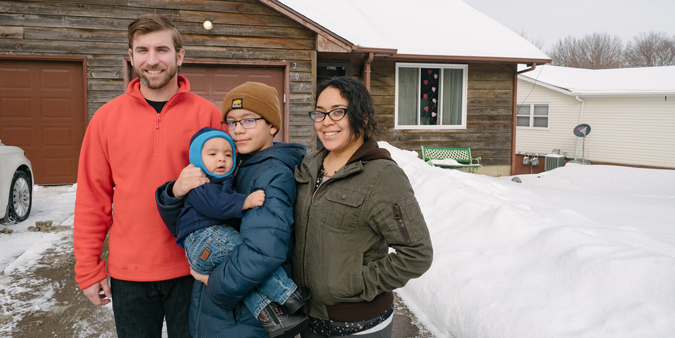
top-left (156, 135), bottom-right (307, 337)
top-left (173, 127), bottom-right (246, 245)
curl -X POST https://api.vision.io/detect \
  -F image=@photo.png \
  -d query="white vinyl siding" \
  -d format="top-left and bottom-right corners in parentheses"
top-left (516, 78), bottom-right (675, 168)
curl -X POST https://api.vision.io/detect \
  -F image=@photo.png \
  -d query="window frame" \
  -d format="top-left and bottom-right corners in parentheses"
top-left (394, 62), bottom-right (468, 130)
top-left (516, 103), bottom-right (550, 130)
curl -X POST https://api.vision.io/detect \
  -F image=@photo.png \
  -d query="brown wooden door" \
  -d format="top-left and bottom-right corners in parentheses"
top-left (0, 59), bottom-right (86, 184)
top-left (131, 65), bottom-right (285, 141)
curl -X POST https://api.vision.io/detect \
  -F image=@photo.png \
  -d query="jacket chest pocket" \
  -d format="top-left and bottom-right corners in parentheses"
top-left (320, 187), bottom-right (366, 233)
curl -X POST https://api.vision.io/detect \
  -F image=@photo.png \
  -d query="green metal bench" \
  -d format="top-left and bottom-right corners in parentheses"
top-left (420, 146), bottom-right (482, 173)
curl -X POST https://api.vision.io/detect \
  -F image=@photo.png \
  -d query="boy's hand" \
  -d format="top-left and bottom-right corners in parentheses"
top-left (242, 190), bottom-right (265, 210)
top-left (173, 164), bottom-right (209, 197)
top-left (190, 269), bottom-right (210, 286)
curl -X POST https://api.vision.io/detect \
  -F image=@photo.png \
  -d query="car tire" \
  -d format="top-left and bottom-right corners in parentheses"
top-left (3, 170), bottom-right (32, 224)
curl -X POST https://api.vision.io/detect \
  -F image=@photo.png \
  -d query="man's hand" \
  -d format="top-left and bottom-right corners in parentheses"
top-left (191, 268), bottom-right (210, 286)
top-left (173, 164), bottom-right (209, 197)
top-left (83, 277), bottom-right (112, 305)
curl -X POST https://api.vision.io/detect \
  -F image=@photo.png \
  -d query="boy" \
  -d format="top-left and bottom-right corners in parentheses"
top-left (163, 126), bottom-right (309, 338)
top-left (156, 82), bottom-right (308, 338)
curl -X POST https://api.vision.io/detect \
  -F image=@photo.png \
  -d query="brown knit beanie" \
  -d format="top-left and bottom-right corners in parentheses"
top-left (221, 82), bottom-right (281, 131)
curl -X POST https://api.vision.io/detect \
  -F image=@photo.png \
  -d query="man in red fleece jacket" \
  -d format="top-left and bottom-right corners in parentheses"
top-left (73, 14), bottom-right (221, 338)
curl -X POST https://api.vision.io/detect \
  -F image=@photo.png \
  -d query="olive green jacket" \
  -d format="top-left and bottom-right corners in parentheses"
top-left (293, 141), bottom-right (433, 320)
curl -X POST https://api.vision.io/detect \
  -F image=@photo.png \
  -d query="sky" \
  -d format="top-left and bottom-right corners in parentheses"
top-left (462, 0), bottom-right (675, 51)
top-left (2, 144), bottom-right (675, 337)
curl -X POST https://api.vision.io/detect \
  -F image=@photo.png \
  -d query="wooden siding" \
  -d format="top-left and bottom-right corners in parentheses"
top-left (0, 0), bottom-right (317, 145)
top-left (368, 61), bottom-right (515, 167)
top-left (517, 79), bottom-right (675, 168)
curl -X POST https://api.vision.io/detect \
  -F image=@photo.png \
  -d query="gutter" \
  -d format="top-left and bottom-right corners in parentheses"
top-left (511, 63), bottom-right (537, 175)
top-left (574, 96), bottom-right (585, 160)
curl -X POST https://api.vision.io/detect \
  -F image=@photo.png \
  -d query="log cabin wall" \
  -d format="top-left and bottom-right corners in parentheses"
top-left (364, 60), bottom-right (514, 173)
top-left (0, 0), bottom-right (316, 146)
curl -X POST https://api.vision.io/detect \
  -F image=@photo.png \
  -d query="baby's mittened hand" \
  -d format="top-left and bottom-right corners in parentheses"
top-left (243, 190), bottom-right (265, 210)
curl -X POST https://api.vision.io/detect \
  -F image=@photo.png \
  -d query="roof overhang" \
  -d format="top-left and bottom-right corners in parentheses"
top-left (260, 0), bottom-right (551, 64)
top-left (518, 75), bottom-right (675, 97)
top-left (258, 0), bottom-right (353, 52)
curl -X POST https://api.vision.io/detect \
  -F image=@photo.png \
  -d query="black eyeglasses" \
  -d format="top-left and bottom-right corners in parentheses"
top-left (308, 108), bottom-right (347, 122)
top-left (222, 117), bottom-right (265, 130)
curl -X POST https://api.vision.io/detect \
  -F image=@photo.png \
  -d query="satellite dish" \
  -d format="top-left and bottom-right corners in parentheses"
top-left (569, 123), bottom-right (591, 165)
top-left (573, 124), bottom-right (591, 137)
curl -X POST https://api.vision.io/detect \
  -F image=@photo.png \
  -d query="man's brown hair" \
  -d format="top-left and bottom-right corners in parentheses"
top-left (127, 14), bottom-right (183, 52)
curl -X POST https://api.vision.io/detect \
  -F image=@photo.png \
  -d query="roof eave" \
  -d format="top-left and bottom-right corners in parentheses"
top-left (258, 0), bottom-right (353, 52)
top-left (260, 1), bottom-right (554, 62)
top-left (383, 54), bottom-right (551, 64)
top-left (518, 76), bottom-right (674, 97)
top-left (571, 92), bottom-right (675, 97)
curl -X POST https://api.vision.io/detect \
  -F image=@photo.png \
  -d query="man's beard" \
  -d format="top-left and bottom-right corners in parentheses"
top-left (136, 64), bottom-right (178, 90)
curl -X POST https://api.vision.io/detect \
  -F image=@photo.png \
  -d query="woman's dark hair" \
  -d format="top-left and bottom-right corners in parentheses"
top-left (316, 76), bottom-right (378, 141)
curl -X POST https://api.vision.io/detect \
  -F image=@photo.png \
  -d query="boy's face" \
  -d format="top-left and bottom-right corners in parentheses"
top-left (225, 109), bottom-right (277, 155)
top-left (201, 137), bottom-right (234, 175)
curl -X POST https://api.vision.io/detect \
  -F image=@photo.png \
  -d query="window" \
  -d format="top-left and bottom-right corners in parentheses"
top-left (516, 104), bottom-right (549, 129)
top-left (395, 63), bottom-right (468, 129)
top-left (317, 61), bottom-right (350, 85)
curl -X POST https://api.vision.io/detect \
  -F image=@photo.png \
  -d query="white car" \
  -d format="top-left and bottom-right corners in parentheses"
top-left (0, 140), bottom-right (33, 224)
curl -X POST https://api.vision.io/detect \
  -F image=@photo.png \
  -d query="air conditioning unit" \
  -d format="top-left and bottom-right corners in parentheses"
top-left (545, 154), bottom-right (566, 171)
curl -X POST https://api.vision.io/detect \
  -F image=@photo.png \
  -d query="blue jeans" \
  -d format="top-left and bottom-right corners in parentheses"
top-left (184, 225), bottom-right (297, 317)
top-left (110, 275), bottom-right (194, 338)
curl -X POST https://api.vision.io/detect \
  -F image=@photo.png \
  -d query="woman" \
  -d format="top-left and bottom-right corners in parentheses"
top-left (293, 77), bottom-right (434, 337)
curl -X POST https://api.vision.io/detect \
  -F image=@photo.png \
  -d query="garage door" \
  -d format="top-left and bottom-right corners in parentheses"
top-left (0, 59), bottom-right (86, 185)
top-left (131, 64), bottom-right (286, 141)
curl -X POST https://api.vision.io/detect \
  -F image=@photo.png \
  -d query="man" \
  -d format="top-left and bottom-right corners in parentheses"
top-left (73, 14), bottom-right (221, 337)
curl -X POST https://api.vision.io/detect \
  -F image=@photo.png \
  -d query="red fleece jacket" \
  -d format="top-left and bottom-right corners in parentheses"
top-left (74, 76), bottom-right (222, 289)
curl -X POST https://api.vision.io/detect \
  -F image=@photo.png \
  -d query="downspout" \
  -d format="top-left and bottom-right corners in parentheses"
top-left (364, 52), bottom-right (374, 92)
top-left (574, 96), bottom-right (585, 160)
top-left (511, 63), bottom-right (537, 175)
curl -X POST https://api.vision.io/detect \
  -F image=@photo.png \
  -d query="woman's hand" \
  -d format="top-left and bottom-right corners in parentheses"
top-left (190, 268), bottom-right (210, 286)
top-left (172, 164), bottom-right (209, 197)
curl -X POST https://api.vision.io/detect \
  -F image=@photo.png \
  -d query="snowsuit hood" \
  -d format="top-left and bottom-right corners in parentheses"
top-left (189, 127), bottom-right (236, 180)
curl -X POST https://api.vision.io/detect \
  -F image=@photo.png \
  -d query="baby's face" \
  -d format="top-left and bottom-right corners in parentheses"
top-left (201, 137), bottom-right (233, 175)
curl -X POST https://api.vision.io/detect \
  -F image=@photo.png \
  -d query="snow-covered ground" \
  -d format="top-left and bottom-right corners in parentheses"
top-left (2, 142), bottom-right (674, 337)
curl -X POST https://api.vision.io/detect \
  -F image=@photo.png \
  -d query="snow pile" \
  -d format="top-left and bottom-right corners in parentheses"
top-left (380, 142), bottom-right (675, 338)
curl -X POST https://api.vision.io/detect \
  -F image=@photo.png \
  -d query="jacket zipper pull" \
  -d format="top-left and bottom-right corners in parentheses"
top-left (156, 114), bottom-right (161, 129)
top-left (392, 203), bottom-right (412, 244)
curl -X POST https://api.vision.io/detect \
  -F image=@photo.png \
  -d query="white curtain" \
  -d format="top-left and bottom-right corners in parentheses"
top-left (398, 68), bottom-right (418, 125)
top-left (441, 68), bottom-right (463, 125)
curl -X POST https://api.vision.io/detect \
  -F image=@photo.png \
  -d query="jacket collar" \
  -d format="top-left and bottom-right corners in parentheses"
top-left (126, 75), bottom-right (191, 107)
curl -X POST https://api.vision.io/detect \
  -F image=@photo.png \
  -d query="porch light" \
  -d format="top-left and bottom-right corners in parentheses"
top-left (203, 18), bottom-right (213, 30)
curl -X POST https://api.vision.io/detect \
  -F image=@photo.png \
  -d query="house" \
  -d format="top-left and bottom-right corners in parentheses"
top-left (0, 0), bottom-right (550, 184)
top-left (515, 65), bottom-right (675, 174)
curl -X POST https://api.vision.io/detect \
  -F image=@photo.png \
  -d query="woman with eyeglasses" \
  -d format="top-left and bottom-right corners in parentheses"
top-left (293, 76), bottom-right (434, 338)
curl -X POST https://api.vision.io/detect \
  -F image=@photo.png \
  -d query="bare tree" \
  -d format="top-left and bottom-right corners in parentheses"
top-left (515, 29), bottom-right (546, 51)
top-left (624, 31), bottom-right (675, 67)
top-left (548, 33), bottom-right (624, 69)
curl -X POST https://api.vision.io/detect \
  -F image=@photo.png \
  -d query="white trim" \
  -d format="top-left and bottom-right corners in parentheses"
top-left (394, 62), bottom-right (468, 130)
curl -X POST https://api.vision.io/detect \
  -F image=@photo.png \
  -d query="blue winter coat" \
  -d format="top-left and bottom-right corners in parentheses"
top-left (156, 141), bottom-right (306, 338)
